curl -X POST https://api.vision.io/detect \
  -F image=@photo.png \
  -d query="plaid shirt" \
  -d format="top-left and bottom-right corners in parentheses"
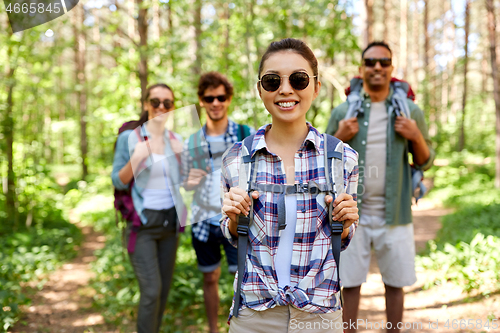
top-left (221, 123), bottom-right (359, 318)
top-left (182, 119), bottom-right (255, 242)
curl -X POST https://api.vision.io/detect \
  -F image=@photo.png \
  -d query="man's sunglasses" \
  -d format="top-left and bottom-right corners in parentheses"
top-left (203, 95), bottom-right (227, 103)
top-left (363, 58), bottom-right (392, 68)
top-left (259, 72), bottom-right (316, 92)
top-left (149, 98), bottom-right (173, 109)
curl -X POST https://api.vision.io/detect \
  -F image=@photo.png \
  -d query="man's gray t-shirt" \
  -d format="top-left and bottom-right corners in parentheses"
top-left (362, 101), bottom-right (387, 219)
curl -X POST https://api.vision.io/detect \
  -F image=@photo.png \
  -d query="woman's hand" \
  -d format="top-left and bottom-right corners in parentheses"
top-left (170, 137), bottom-right (183, 155)
top-left (325, 193), bottom-right (358, 239)
top-left (131, 140), bottom-right (151, 165)
top-left (223, 188), bottom-right (259, 237)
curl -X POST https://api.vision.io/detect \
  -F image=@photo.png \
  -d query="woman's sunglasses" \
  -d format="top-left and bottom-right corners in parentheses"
top-left (202, 95), bottom-right (227, 103)
top-left (149, 98), bottom-right (173, 109)
top-left (259, 72), bottom-right (316, 92)
top-left (363, 58), bottom-right (392, 68)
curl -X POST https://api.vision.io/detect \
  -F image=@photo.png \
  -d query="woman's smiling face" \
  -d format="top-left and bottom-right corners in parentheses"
top-left (258, 50), bottom-right (321, 125)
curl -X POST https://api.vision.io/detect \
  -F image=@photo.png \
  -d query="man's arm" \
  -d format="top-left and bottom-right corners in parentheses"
top-left (325, 105), bottom-right (359, 142)
top-left (394, 104), bottom-right (435, 170)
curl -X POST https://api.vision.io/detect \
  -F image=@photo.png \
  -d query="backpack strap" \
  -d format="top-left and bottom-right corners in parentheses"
top-left (391, 81), bottom-right (411, 119)
top-left (344, 78), bottom-right (364, 120)
top-left (323, 133), bottom-right (345, 305)
top-left (233, 134), bottom-right (257, 317)
top-left (390, 82), bottom-right (427, 202)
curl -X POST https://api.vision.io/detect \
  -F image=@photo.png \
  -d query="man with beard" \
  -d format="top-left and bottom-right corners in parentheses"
top-left (326, 42), bottom-right (434, 333)
top-left (182, 72), bottom-right (254, 333)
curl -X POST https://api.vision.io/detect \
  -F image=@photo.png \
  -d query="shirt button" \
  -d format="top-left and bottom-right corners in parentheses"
top-left (302, 209), bottom-right (306, 213)
top-left (360, 159), bottom-right (364, 164)
top-left (299, 153), bottom-right (303, 157)
top-left (361, 140), bottom-right (366, 145)
top-left (364, 121), bottom-right (369, 126)
top-left (366, 103), bottom-right (371, 107)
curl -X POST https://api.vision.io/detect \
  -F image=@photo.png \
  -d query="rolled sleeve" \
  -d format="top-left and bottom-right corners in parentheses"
top-left (112, 131), bottom-right (131, 190)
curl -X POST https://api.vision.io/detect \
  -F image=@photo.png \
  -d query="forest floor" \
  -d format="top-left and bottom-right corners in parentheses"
top-left (10, 198), bottom-right (500, 333)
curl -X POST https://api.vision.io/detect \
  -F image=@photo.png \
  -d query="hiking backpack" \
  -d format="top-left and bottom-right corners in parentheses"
top-left (232, 133), bottom-right (346, 317)
top-left (344, 77), bottom-right (426, 203)
top-left (113, 122), bottom-right (185, 253)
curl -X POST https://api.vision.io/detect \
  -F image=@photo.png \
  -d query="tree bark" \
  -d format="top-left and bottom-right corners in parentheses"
top-left (73, 5), bottom-right (88, 179)
top-left (137, 0), bottom-right (148, 108)
top-left (4, 34), bottom-right (17, 227)
top-left (193, 0), bottom-right (202, 77)
top-left (486, 0), bottom-right (500, 188)
top-left (400, 0), bottom-right (408, 78)
top-left (458, 0), bottom-right (470, 151)
top-left (223, 2), bottom-right (230, 73)
top-left (365, 0), bottom-right (374, 45)
top-left (383, 0), bottom-right (390, 42)
top-left (423, 0), bottom-right (430, 116)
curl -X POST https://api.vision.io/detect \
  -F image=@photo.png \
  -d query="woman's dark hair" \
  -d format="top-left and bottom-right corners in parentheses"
top-left (197, 72), bottom-right (234, 98)
top-left (258, 38), bottom-right (319, 84)
top-left (122, 83), bottom-right (174, 132)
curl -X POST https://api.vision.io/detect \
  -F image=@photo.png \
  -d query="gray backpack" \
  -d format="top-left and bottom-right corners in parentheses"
top-left (344, 78), bottom-right (426, 202)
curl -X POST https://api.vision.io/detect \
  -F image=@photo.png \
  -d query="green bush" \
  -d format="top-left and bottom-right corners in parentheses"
top-left (87, 207), bottom-right (234, 332)
top-left (0, 219), bottom-right (82, 331)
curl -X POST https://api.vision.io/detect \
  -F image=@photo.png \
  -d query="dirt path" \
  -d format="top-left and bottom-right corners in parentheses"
top-left (10, 198), bottom-right (500, 333)
top-left (357, 198), bottom-right (500, 333)
top-left (11, 223), bottom-right (119, 333)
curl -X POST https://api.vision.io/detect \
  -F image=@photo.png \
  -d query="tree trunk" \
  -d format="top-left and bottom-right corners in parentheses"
top-left (458, 0), bottom-right (470, 151)
top-left (365, 0), bottom-right (374, 45)
top-left (193, 0), bottom-right (202, 77)
top-left (193, 0), bottom-right (202, 119)
top-left (73, 5), bottom-right (88, 179)
top-left (400, 0), bottom-right (408, 78)
top-left (486, 0), bottom-right (500, 188)
top-left (383, 0), bottom-right (390, 42)
top-left (4, 36), bottom-right (17, 227)
top-left (137, 0), bottom-right (148, 108)
top-left (223, 2), bottom-right (230, 73)
top-left (423, 0), bottom-right (430, 116)
top-left (410, 0), bottom-right (419, 88)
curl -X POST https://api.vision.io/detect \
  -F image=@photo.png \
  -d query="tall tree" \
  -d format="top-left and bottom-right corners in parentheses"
top-left (137, 0), bottom-right (149, 107)
top-left (400, 0), bottom-right (408, 78)
top-left (458, 0), bottom-right (471, 151)
top-left (72, 5), bottom-right (88, 179)
top-left (486, 0), bottom-right (500, 188)
top-left (423, 0), bottom-right (431, 116)
top-left (193, 0), bottom-right (202, 77)
top-left (365, 0), bottom-right (374, 45)
top-left (3, 31), bottom-right (19, 227)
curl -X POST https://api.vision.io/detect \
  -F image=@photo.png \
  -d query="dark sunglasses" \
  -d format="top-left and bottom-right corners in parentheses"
top-left (203, 95), bottom-right (227, 103)
top-left (363, 58), bottom-right (392, 68)
top-left (149, 98), bottom-right (173, 109)
top-left (259, 72), bottom-right (316, 92)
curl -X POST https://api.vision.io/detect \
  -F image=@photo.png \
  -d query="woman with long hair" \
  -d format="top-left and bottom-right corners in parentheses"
top-left (111, 83), bottom-right (184, 333)
top-left (220, 39), bottom-right (359, 332)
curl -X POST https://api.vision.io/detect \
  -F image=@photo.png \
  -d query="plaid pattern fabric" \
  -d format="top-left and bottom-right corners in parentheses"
top-left (182, 119), bottom-right (255, 242)
top-left (220, 123), bottom-right (359, 317)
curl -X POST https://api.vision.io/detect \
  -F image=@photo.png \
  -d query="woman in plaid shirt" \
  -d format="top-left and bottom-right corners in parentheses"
top-left (220, 38), bottom-right (359, 332)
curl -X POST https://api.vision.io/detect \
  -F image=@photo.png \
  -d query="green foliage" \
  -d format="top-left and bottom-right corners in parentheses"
top-left (417, 151), bottom-right (500, 296)
top-left (0, 217), bottom-right (82, 331)
top-left (426, 151), bottom-right (499, 208)
top-left (83, 207), bottom-right (234, 332)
